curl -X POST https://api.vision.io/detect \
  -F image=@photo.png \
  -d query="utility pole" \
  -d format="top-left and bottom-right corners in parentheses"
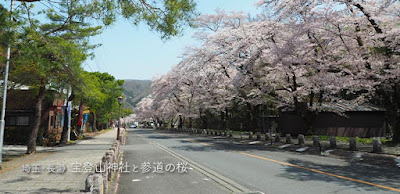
top-left (0, 0), bottom-right (15, 167)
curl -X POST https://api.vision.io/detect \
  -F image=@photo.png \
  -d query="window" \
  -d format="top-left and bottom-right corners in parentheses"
top-left (6, 116), bottom-right (30, 126)
top-left (17, 116), bottom-right (29, 126)
top-left (6, 116), bottom-right (16, 126)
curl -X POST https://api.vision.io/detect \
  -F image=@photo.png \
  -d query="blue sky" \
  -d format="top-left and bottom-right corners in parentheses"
top-left (85, 0), bottom-right (261, 80)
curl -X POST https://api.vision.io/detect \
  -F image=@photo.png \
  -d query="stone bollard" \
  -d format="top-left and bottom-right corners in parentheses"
top-left (96, 160), bottom-right (108, 193)
top-left (286, 134), bottom-right (292, 144)
top-left (99, 156), bottom-right (108, 181)
top-left (372, 139), bottom-right (382, 153)
top-left (275, 133), bottom-right (281, 143)
top-left (85, 174), bottom-right (104, 194)
top-left (330, 137), bottom-right (337, 148)
top-left (105, 155), bottom-right (113, 181)
top-left (256, 132), bottom-right (261, 141)
top-left (312, 136), bottom-right (319, 147)
top-left (298, 134), bottom-right (305, 145)
top-left (249, 132), bottom-right (253, 140)
top-left (265, 133), bottom-right (271, 142)
top-left (106, 150), bottom-right (115, 163)
top-left (349, 137), bottom-right (357, 151)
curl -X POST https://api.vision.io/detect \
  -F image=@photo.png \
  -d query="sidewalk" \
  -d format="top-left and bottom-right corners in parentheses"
top-left (0, 128), bottom-right (120, 193)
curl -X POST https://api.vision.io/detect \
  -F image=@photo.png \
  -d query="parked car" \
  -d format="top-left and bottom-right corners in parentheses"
top-left (129, 124), bottom-right (137, 128)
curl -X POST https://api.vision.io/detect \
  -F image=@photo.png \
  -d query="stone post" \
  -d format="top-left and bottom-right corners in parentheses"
top-left (265, 133), bottom-right (271, 142)
top-left (275, 133), bottom-right (281, 143)
top-left (330, 137), bottom-right (337, 148)
top-left (372, 139), bottom-right (382, 153)
top-left (249, 132), bottom-right (253, 140)
top-left (85, 174), bottom-right (104, 194)
top-left (285, 134), bottom-right (292, 144)
top-left (298, 134), bottom-right (305, 145)
top-left (312, 136), bottom-right (319, 147)
top-left (349, 137), bottom-right (357, 151)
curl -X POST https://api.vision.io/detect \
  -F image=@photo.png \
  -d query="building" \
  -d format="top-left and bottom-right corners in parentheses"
top-left (279, 102), bottom-right (386, 138)
top-left (2, 89), bottom-right (66, 145)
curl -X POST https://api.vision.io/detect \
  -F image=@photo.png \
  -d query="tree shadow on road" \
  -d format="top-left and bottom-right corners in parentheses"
top-left (4, 176), bottom-right (32, 184)
top-left (278, 158), bottom-right (400, 193)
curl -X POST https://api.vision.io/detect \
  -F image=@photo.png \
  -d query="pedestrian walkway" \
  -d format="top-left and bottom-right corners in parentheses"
top-left (0, 128), bottom-right (119, 193)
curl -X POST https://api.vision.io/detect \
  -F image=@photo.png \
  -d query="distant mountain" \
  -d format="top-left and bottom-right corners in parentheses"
top-left (122, 79), bottom-right (152, 108)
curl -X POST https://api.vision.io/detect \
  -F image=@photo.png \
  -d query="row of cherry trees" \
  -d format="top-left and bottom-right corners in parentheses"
top-left (136, 0), bottom-right (400, 141)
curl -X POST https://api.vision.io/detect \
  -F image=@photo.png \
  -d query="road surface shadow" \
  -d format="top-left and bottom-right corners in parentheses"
top-left (279, 158), bottom-right (400, 193)
top-left (4, 176), bottom-right (32, 184)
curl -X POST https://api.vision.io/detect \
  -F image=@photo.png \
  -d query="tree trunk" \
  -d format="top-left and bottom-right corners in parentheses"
top-left (219, 110), bottom-right (225, 130)
top-left (254, 104), bottom-right (261, 132)
top-left (93, 113), bottom-right (97, 132)
top-left (39, 107), bottom-right (50, 139)
top-left (391, 83), bottom-right (400, 142)
top-left (246, 103), bottom-right (253, 132)
top-left (27, 82), bottom-right (46, 154)
top-left (178, 116), bottom-right (183, 129)
top-left (170, 118), bottom-right (175, 128)
top-left (59, 106), bottom-right (69, 144)
top-left (393, 116), bottom-right (400, 143)
top-left (225, 108), bottom-right (229, 130)
top-left (309, 91), bottom-right (314, 107)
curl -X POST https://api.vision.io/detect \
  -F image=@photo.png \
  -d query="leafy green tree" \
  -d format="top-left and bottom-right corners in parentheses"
top-left (6, 2), bottom-right (101, 153)
top-left (79, 72), bottom-right (124, 132)
top-left (1, 0), bottom-right (197, 153)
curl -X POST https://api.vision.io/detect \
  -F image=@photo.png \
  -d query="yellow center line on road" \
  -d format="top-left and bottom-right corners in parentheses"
top-left (155, 132), bottom-right (400, 193)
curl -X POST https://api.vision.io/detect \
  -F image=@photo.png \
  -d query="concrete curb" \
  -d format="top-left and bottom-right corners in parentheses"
top-left (85, 138), bottom-right (123, 194)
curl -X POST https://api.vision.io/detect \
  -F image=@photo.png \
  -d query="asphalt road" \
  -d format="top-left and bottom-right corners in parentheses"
top-left (118, 128), bottom-right (400, 194)
top-left (117, 130), bottom-right (231, 194)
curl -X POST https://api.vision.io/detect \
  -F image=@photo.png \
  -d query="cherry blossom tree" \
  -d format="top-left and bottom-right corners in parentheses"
top-left (140, 2), bottom-right (400, 139)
